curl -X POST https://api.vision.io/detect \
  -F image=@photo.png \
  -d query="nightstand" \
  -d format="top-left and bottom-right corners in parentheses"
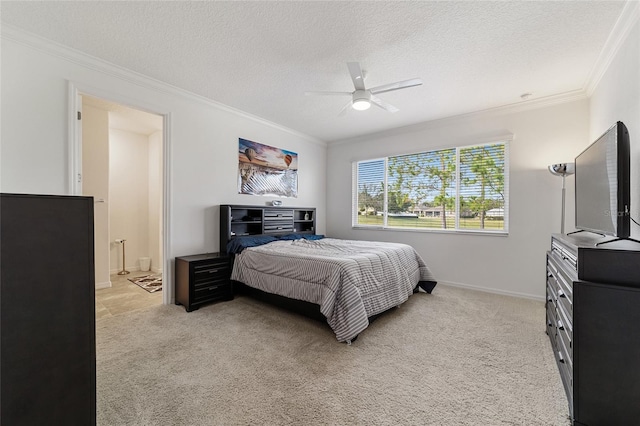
top-left (175, 253), bottom-right (233, 312)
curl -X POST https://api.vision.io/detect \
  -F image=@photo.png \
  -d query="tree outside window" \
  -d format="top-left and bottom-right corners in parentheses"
top-left (354, 142), bottom-right (508, 232)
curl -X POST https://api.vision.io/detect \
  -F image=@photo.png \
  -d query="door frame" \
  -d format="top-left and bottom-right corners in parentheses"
top-left (68, 81), bottom-right (173, 306)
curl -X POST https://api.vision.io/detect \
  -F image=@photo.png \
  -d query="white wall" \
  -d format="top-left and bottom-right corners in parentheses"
top-left (589, 18), bottom-right (640, 239)
top-left (326, 10), bottom-right (639, 300)
top-left (0, 30), bottom-right (327, 302)
top-left (109, 128), bottom-right (150, 273)
top-left (327, 99), bottom-right (590, 298)
top-left (82, 104), bottom-right (111, 288)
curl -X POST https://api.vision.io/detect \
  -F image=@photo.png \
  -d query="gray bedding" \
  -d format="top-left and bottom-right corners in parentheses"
top-left (230, 238), bottom-right (436, 342)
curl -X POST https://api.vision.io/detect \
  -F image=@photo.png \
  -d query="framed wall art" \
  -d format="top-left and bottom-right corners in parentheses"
top-left (238, 138), bottom-right (298, 197)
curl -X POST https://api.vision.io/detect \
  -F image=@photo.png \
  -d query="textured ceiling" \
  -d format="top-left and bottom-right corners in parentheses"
top-left (1, 1), bottom-right (627, 142)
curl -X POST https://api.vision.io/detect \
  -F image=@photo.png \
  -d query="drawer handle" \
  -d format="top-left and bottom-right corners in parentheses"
top-left (558, 320), bottom-right (564, 331)
top-left (558, 290), bottom-right (566, 298)
top-left (208, 285), bottom-right (220, 290)
top-left (209, 269), bottom-right (219, 273)
top-left (558, 352), bottom-right (565, 363)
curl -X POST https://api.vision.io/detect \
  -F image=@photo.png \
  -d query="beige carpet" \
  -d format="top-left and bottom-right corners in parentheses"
top-left (96, 285), bottom-right (571, 425)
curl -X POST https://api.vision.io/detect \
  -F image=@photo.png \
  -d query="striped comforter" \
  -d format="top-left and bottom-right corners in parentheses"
top-left (231, 238), bottom-right (436, 342)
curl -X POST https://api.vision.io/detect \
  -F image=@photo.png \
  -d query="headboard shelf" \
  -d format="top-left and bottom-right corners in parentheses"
top-left (220, 204), bottom-right (316, 253)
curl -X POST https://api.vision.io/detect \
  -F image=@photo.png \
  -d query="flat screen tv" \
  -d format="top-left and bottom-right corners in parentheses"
top-left (575, 121), bottom-right (630, 239)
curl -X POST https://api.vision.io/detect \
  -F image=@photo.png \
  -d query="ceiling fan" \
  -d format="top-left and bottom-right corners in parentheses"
top-left (305, 62), bottom-right (422, 114)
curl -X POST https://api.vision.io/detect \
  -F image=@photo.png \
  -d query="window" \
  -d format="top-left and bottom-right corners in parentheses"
top-left (353, 141), bottom-right (508, 233)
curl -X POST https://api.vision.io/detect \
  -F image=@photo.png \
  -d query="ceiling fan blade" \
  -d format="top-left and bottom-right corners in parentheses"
top-left (347, 62), bottom-right (366, 91)
top-left (305, 91), bottom-right (352, 96)
top-left (338, 100), bottom-right (353, 116)
top-left (369, 78), bottom-right (423, 95)
top-left (370, 95), bottom-right (399, 113)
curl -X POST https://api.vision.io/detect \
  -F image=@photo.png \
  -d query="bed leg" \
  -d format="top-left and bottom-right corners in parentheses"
top-left (344, 334), bottom-right (359, 345)
top-left (416, 281), bottom-right (437, 294)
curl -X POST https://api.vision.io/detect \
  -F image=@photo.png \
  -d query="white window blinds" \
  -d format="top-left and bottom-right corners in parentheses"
top-left (353, 142), bottom-right (508, 233)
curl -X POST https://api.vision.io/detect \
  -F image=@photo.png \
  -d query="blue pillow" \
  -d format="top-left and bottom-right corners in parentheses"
top-left (279, 233), bottom-right (325, 241)
top-left (278, 233), bottom-right (304, 240)
top-left (304, 234), bottom-right (325, 240)
top-left (226, 235), bottom-right (278, 254)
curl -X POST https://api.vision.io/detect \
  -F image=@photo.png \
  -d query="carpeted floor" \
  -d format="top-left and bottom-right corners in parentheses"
top-left (96, 285), bottom-right (571, 425)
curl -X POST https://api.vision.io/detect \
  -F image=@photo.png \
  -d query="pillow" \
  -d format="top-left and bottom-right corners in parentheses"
top-left (278, 233), bottom-right (304, 241)
top-left (279, 233), bottom-right (325, 241)
top-left (304, 234), bottom-right (325, 240)
top-left (226, 235), bottom-right (278, 254)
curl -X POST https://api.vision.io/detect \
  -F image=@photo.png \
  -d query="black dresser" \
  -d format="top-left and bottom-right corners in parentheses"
top-left (1, 193), bottom-right (96, 425)
top-left (546, 232), bottom-right (640, 425)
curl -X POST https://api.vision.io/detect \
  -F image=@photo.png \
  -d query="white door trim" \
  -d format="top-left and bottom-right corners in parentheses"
top-left (68, 81), bottom-right (173, 306)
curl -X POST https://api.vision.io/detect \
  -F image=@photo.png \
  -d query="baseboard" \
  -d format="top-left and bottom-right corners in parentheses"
top-left (110, 266), bottom-right (141, 275)
top-left (96, 281), bottom-right (111, 290)
top-left (437, 280), bottom-right (545, 301)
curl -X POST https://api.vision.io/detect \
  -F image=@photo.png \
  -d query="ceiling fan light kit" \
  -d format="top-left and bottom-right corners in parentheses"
top-left (352, 90), bottom-right (371, 110)
top-left (306, 62), bottom-right (422, 114)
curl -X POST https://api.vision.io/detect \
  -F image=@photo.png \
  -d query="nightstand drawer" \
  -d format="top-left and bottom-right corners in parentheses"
top-left (194, 265), bottom-right (229, 283)
top-left (194, 281), bottom-right (231, 301)
top-left (194, 274), bottom-right (229, 289)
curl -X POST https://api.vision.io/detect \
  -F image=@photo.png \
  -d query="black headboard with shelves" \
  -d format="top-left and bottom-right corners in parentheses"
top-left (220, 204), bottom-right (316, 254)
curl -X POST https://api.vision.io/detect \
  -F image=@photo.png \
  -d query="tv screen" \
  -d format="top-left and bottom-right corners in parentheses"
top-left (575, 121), bottom-right (630, 238)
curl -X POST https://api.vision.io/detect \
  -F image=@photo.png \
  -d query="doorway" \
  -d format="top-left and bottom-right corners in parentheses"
top-left (79, 95), bottom-right (165, 318)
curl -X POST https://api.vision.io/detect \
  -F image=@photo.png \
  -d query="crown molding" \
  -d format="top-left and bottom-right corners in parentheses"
top-left (585, 0), bottom-right (640, 96)
top-left (0, 24), bottom-right (327, 147)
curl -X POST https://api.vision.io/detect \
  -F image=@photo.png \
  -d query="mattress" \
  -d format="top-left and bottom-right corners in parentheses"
top-left (231, 238), bottom-right (436, 342)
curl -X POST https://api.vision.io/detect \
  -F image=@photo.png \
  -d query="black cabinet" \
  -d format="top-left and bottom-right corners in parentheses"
top-left (175, 253), bottom-right (233, 312)
top-left (220, 204), bottom-right (316, 254)
top-left (1, 193), bottom-right (96, 426)
top-left (546, 233), bottom-right (640, 425)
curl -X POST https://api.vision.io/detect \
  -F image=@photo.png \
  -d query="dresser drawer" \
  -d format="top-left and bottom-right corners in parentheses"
top-left (546, 274), bottom-right (558, 303)
top-left (556, 289), bottom-right (573, 329)
top-left (551, 238), bottom-right (578, 274)
top-left (557, 317), bottom-right (573, 370)
top-left (548, 253), bottom-right (574, 302)
top-left (556, 347), bottom-right (573, 414)
top-left (546, 304), bottom-right (557, 345)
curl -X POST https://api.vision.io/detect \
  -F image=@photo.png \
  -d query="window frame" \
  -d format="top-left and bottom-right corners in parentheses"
top-left (352, 140), bottom-right (510, 235)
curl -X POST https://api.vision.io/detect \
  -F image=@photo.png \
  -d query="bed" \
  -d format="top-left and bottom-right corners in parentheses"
top-left (228, 234), bottom-right (437, 343)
